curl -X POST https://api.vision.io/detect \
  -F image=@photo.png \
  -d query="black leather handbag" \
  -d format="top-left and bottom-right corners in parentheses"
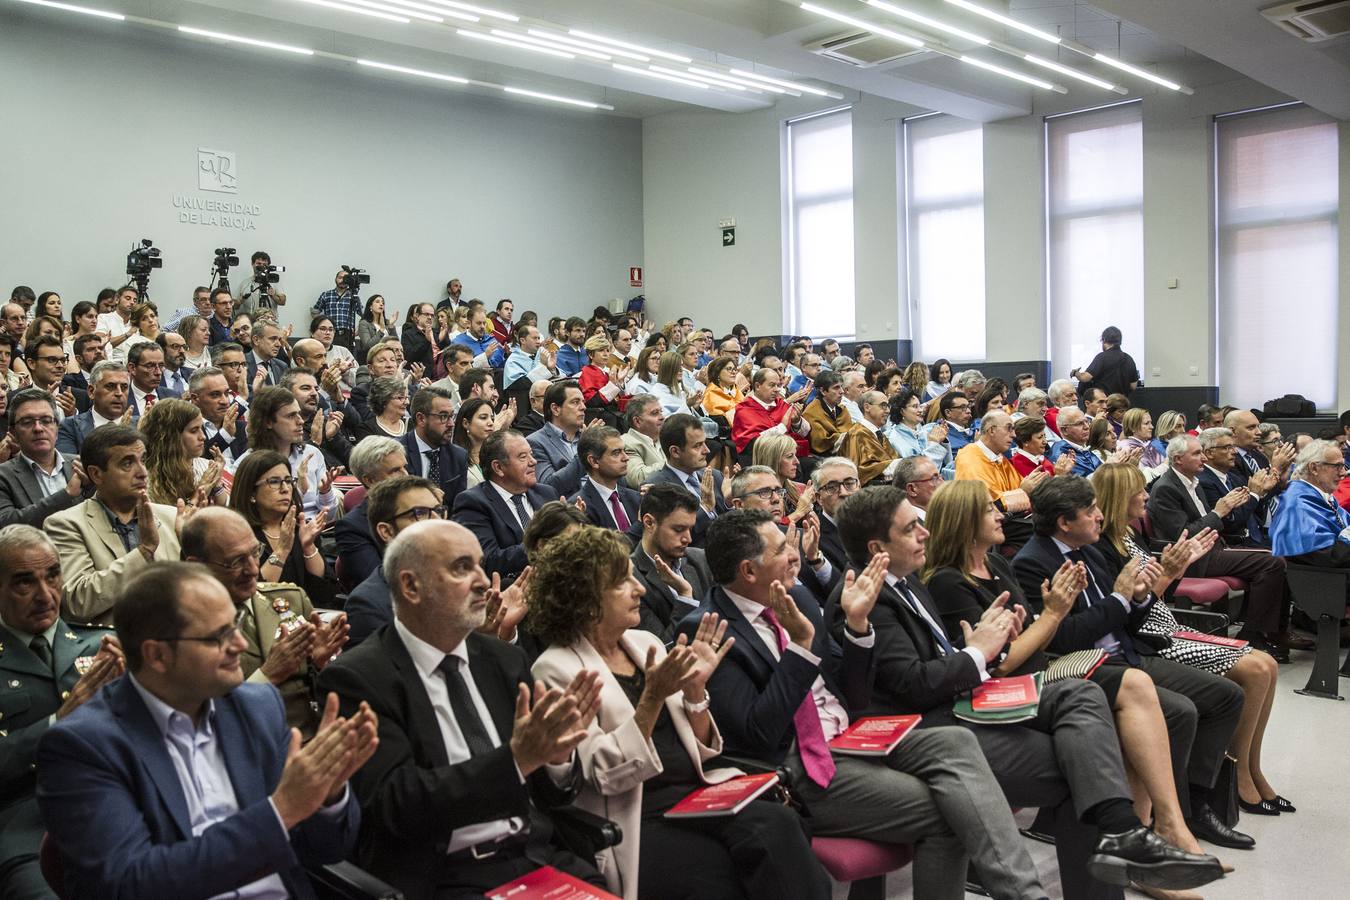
top-left (1211, 753), bottom-right (1241, 828)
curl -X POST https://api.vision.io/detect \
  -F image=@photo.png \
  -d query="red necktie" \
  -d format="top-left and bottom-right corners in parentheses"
top-left (143, 392), bottom-right (155, 410)
top-left (759, 606), bottom-right (835, 788)
top-left (608, 492), bottom-right (631, 531)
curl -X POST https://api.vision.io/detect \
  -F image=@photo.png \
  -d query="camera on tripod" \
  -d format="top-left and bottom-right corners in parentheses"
top-left (254, 263), bottom-right (282, 286)
top-left (210, 247), bottom-right (240, 292)
top-left (125, 238), bottom-right (163, 297)
top-left (340, 265), bottom-right (370, 288)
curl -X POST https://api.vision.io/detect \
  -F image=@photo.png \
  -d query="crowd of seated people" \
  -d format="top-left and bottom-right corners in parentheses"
top-left (2, 274), bottom-right (1346, 900)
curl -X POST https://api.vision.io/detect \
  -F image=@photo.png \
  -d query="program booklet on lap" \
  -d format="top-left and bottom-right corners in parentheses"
top-left (487, 865), bottom-right (621, 899)
top-left (828, 714), bottom-right (922, 756)
top-left (954, 673), bottom-right (1043, 724)
top-left (663, 772), bottom-right (780, 818)
top-left (1171, 630), bottom-right (1250, 649)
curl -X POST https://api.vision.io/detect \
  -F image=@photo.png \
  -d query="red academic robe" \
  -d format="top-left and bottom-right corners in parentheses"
top-left (731, 395), bottom-right (809, 456)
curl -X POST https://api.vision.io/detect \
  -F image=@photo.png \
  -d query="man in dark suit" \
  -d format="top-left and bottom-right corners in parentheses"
top-left (1196, 427), bottom-right (1267, 546)
top-left (335, 435), bottom-right (409, 590)
top-left (61, 333), bottom-right (106, 395)
top-left (55, 360), bottom-right (131, 456)
top-left (0, 389), bottom-right (86, 528)
top-left (525, 380), bottom-right (587, 496)
top-left (630, 484), bottom-right (714, 640)
top-left (1146, 434), bottom-right (1293, 656)
top-left (1018, 476), bottom-right (1252, 850)
top-left (811, 456), bottom-right (861, 572)
top-left (36, 562), bottom-right (372, 899)
top-left (643, 412), bottom-right (728, 547)
top-left (451, 430), bottom-right (560, 580)
top-left (156, 330), bottom-right (194, 396)
top-left (675, 510), bottom-right (1048, 899)
top-left (125, 341), bottom-right (180, 418)
top-left (836, 487), bottom-right (1224, 896)
top-left (187, 365), bottom-right (248, 463)
top-left (318, 520), bottom-right (604, 900)
top-left (401, 386), bottom-right (470, 508)
top-left (246, 320), bottom-right (289, 389)
top-left (728, 465), bottom-right (839, 607)
top-left (512, 378), bottom-right (548, 437)
top-left (0, 525), bottom-right (123, 900)
top-left (572, 426), bottom-right (640, 538)
top-left (344, 476), bottom-right (441, 648)
top-left (1226, 409), bottom-right (1298, 540)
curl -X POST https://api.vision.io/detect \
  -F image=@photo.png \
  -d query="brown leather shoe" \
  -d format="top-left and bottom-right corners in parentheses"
top-left (1276, 632), bottom-right (1315, 651)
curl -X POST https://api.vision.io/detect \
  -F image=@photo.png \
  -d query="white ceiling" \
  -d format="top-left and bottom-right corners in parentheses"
top-left (7, 0), bottom-right (1347, 119)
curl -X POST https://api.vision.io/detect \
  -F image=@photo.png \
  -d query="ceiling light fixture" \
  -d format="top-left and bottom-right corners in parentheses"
top-left (526, 28), bottom-right (651, 61)
top-left (1092, 53), bottom-right (1182, 91)
top-left (11, 0), bottom-right (124, 19)
top-left (799, 3), bottom-right (925, 48)
top-left (865, 0), bottom-right (989, 45)
top-left (492, 29), bottom-right (610, 59)
top-left (570, 29), bottom-right (693, 63)
top-left (1022, 53), bottom-right (1120, 91)
top-left (959, 54), bottom-right (1058, 91)
top-left (457, 28), bottom-right (575, 58)
top-left (330, 0), bottom-right (443, 22)
top-left (178, 25), bottom-right (314, 55)
top-left (613, 63), bottom-right (709, 89)
top-left (686, 67), bottom-right (778, 93)
top-left (375, 0), bottom-right (477, 21)
top-left (941, 0), bottom-right (1060, 43)
top-left (728, 67), bottom-right (841, 97)
top-left (503, 87), bottom-right (611, 110)
top-left (357, 58), bottom-right (469, 83)
top-left (289, 0), bottom-right (409, 24)
top-left (651, 65), bottom-right (746, 90)
top-left (422, 0), bottom-right (515, 21)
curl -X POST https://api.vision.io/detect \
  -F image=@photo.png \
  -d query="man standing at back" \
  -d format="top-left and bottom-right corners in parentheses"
top-left (1073, 326), bottom-right (1139, 398)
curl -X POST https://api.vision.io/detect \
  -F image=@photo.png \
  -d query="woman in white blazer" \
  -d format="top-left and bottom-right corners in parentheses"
top-left (529, 526), bottom-right (830, 900)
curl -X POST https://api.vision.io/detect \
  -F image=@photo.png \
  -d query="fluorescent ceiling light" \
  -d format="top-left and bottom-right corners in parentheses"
top-left (493, 29), bottom-right (610, 59)
top-left (942, 0), bottom-right (1060, 44)
top-left (376, 0), bottom-right (476, 21)
top-left (1023, 54), bottom-right (1118, 91)
top-left (457, 29), bottom-right (574, 58)
top-left (178, 26), bottom-right (314, 55)
top-left (570, 29), bottom-right (692, 63)
top-left (289, 0), bottom-right (409, 24)
top-left (799, 3), bottom-right (925, 49)
top-left (959, 54), bottom-right (1057, 91)
top-left (11, 0), bottom-right (124, 20)
top-left (527, 29), bottom-right (651, 61)
top-left (503, 87), bottom-right (610, 110)
top-left (1092, 53), bottom-right (1182, 91)
top-left (332, 0), bottom-right (442, 22)
top-left (651, 65), bottom-right (745, 90)
top-left (613, 63), bottom-right (709, 89)
top-left (729, 67), bottom-right (838, 97)
top-left (687, 67), bottom-right (778, 94)
top-left (423, 0), bottom-right (516, 21)
top-left (865, 0), bottom-right (989, 45)
top-left (357, 58), bottom-right (469, 83)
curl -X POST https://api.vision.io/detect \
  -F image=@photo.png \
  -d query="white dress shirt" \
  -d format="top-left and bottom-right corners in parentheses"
top-left (1050, 537), bottom-right (1133, 655)
top-left (1174, 469), bottom-right (1210, 518)
top-left (882, 573), bottom-right (989, 681)
top-left (490, 480), bottom-right (534, 530)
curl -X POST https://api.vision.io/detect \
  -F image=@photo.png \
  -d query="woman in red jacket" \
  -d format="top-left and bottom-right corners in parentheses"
top-left (578, 334), bottom-right (632, 427)
top-left (1011, 416), bottom-right (1074, 478)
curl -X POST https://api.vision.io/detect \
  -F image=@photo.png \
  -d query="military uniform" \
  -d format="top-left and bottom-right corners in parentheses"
top-left (239, 581), bottom-right (321, 739)
top-left (0, 620), bottom-right (109, 900)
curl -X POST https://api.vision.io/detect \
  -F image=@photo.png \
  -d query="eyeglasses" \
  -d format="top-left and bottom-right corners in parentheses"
top-left (136, 361), bottom-right (165, 370)
top-left (393, 504), bottom-right (448, 522)
top-left (818, 477), bottom-right (860, 495)
top-left (218, 360), bottom-right (246, 369)
top-left (738, 486), bottom-right (787, 502)
top-left (14, 416), bottom-right (57, 430)
top-left (1314, 461), bottom-right (1348, 472)
top-left (257, 476), bottom-right (298, 491)
top-left (209, 543), bottom-right (263, 574)
top-left (424, 410), bottom-right (454, 422)
top-left (35, 354), bottom-right (67, 365)
top-left (153, 624), bottom-right (243, 652)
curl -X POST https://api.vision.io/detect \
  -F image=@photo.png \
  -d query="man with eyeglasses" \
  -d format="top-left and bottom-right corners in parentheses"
top-left (401, 386), bottom-right (469, 507)
top-left (246, 320), bottom-right (289, 388)
top-left (207, 288), bottom-right (235, 346)
top-left (211, 342), bottom-right (252, 410)
top-left (345, 474), bottom-right (444, 647)
top-left (1271, 439), bottom-right (1350, 570)
top-left (892, 456), bottom-right (942, 525)
top-left (1225, 409), bottom-right (1296, 537)
top-left (188, 366), bottom-right (247, 464)
top-left (0, 525), bottom-right (124, 900)
top-left (44, 425), bottom-right (185, 626)
top-left (835, 390), bottom-right (901, 486)
top-left (182, 507), bottom-right (348, 737)
top-left (810, 457), bottom-right (860, 572)
top-left (125, 342), bottom-right (176, 418)
top-left (335, 436), bottom-right (409, 590)
top-left (939, 390), bottom-right (976, 453)
top-left (729, 465), bottom-right (837, 606)
top-left (1196, 428), bottom-right (1271, 548)
top-left (0, 388), bottom-right (86, 528)
top-left (155, 329), bottom-right (192, 395)
top-left (19, 335), bottom-right (86, 421)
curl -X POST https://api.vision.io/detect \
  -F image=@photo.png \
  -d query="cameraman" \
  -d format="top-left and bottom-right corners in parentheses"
top-left (312, 268), bottom-right (361, 352)
top-left (235, 250), bottom-right (287, 318)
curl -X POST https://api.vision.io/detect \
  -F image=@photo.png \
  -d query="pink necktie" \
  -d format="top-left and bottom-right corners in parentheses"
top-left (759, 606), bottom-right (835, 789)
top-left (608, 492), bottom-right (631, 531)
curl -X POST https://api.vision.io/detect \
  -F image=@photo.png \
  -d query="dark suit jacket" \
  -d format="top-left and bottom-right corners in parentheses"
top-left (203, 419), bottom-right (249, 462)
top-left (818, 512), bottom-right (849, 573)
top-left (674, 585), bottom-right (873, 766)
top-left (1197, 466), bottom-right (1259, 545)
top-left (127, 385), bottom-right (181, 418)
top-left (334, 499), bottom-right (381, 590)
top-left (630, 544), bottom-right (714, 640)
top-left (1146, 468), bottom-right (1240, 578)
top-left (575, 478), bottom-right (641, 538)
top-left (400, 431), bottom-right (470, 507)
top-left (36, 679), bottom-right (358, 899)
top-left (344, 566), bottom-right (391, 649)
top-left (56, 409), bottom-right (136, 456)
top-left (60, 370), bottom-right (89, 393)
top-left (643, 465), bottom-right (728, 547)
top-left (317, 626), bottom-right (580, 900)
top-left (451, 481), bottom-right (560, 579)
top-left (513, 409), bottom-right (545, 437)
top-left (159, 365), bottom-right (193, 396)
top-left (0, 452), bottom-right (81, 527)
top-left (246, 351), bottom-right (287, 389)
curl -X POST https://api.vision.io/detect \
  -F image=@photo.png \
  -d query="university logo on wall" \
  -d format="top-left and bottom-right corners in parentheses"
top-left (198, 148), bottom-right (238, 193)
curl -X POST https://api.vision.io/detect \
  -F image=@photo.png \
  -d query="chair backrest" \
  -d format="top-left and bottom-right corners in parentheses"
top-left (342, 484), bottom-right (367, 513)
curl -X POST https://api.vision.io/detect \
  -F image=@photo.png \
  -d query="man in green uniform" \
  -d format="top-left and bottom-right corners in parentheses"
top-left (0, 524), bottom-right (123, 899)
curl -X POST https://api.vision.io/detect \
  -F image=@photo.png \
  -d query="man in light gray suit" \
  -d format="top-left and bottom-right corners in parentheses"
top-left (620, 393), bottom-right (666, 488)
top-left (0, 389), bottom-right (87, 527)
top-left (525, 379), bottom-right (589, 496)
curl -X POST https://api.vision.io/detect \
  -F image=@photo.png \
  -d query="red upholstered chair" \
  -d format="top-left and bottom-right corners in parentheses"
top-left (342, 484), bottom-right (367, 514)
top-left (1173, 577), bottom-right (1232, 608)
top-left (810, 836), bottom-right (913, 900)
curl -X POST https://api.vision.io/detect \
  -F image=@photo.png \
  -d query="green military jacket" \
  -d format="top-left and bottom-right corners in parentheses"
top-left (239, 581), bottom-right (321, 739)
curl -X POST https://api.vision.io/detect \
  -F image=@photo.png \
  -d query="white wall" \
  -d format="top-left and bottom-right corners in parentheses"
top-left (0, 14), bottom-right (643, 331)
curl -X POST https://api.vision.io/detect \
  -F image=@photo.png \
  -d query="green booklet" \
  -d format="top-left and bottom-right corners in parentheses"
top-left (954, 672), bottom-right (1043, 725)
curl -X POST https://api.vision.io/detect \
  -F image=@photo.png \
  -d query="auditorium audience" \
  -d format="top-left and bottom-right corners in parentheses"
top-left (578, 335), bottom-right (628, 426)
top-left (0, 388), bottom-right (84, 527)
top-left (139, 397), bottom-right (225, 507)
top-left (1012, 387), bottom-right (1049, 424)
top-left (1088, 417), bottom-right (1118, 465)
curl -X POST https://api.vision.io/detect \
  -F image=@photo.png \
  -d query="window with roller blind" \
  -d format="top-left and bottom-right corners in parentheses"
top-left (1045, 101), bottom-right (1144, 377)
top-left (903, 114), bottom-right (985, 361)
top-left (1215, 103), bottom-right (1339, 410)
top-left (785, 107), bottom-right (855, 339)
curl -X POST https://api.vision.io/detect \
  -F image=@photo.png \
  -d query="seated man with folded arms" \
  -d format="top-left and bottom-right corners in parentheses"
top-left (334, 436), bottom-right (408, 589)
top-left (36, 562), bottom-right (373, 899)
top-left (955, 411), bottom-right (1042, 550)
top-left (318, 520), bottom-right (605, 900)
top-left (1270, 439), bottom-right (1350, 568)
top-left (44, 425), bottom-right (182, 626)
top-left (182, 507), bottom-right (348, 738)
top-left (629, 483), bottom-right (715, 641)
top-left (0, 388), bottom-right (86, 528)
top-left (620, 394), bottom-right (666, 488)
top-left (802, 369), bottom-right (853, 456)
top-left (55, 360), bottom-right (130, 456)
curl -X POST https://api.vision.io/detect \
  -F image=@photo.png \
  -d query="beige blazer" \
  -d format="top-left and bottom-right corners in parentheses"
top-left (621, 429), bottom-right (666, 489)
top-left (45, 498), bottom-right (181, 626)
top-left (532, 630), bottom-right (738, 900)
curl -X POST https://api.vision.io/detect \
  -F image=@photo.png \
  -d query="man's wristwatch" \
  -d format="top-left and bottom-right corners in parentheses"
top-left (806, 555), bottom-right (824, 567)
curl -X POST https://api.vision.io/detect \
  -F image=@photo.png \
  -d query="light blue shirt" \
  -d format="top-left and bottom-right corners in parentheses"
top-left (451, 331), bottom-right (504, 368)
top-left (503, 348), bottom-right (548, 389)
top-left (883, 422), bottom-right (953, 477)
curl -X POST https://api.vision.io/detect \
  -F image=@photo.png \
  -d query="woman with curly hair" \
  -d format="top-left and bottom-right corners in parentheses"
top-left (139, 397), bottom-right (226, 507)
top-left (528, 526), bottom-right (829, 900)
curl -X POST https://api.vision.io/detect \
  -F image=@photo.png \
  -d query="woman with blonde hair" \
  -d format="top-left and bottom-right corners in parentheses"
top-left (921, 480), bottom-right (1221, 880)
top-left (752, 432), bottom-right (806, 513)
top-left (642, 350), bottom-right (693, 417)
top-left (1092, 462), bottom-right (1288, 818)
top-left (580, 334), bottom-right (630, 426)
top-left (529, 526), bottom-right (829, 900)
top-left (177, 314), bottom-right (213, 369)
top-left (139, 398), bottom-right (225, 507)
top-left (1151, 411), bottom-right (1188, 464)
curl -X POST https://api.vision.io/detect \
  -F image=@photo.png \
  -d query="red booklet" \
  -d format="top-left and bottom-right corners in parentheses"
top-left (663, 772), bottom-right (779, 818)
top-left (487, 865), bottom-right (621, 899)
top-left (828, 715), bottom-right (922, 756)
top-left (1172, 630), bottom-right (1250, 649)
top-left (971, 675), bottom-right (1039, 710)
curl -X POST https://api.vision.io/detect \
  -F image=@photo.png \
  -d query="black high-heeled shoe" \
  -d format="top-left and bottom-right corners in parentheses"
top-left (1271, 796), bottom-right (1296, 813)
top-left (1238, 798), bottom-right (1280, 816)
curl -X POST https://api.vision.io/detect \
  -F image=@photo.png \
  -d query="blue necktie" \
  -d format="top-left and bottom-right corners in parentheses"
top-left (896, 579), bottom-right (954, 656)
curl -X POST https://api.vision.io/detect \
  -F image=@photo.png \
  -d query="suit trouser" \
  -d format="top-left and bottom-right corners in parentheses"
top-left (967, 677), bottom-right (1131, 900)
top-left (0, 856), bottom-right (57, 900)
top-left (1192, 548), bottom-right (1287, 635)
top-left (787, 725), bottom-right (1045, 900)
